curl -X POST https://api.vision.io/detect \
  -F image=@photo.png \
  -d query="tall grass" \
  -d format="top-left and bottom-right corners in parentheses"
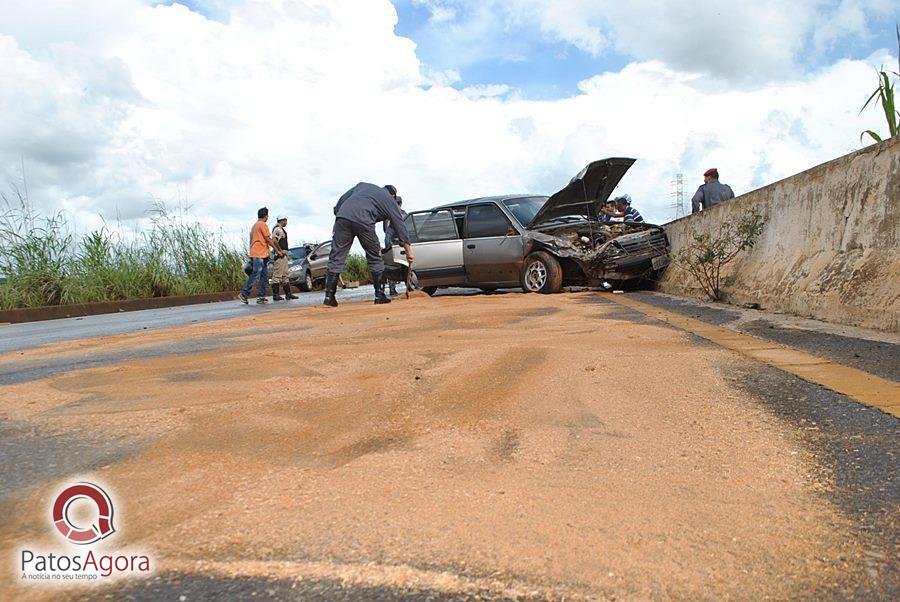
top-left (341, 254), bottom-right (370, 283)
top-left (0, 191), bottom-right (244, 309)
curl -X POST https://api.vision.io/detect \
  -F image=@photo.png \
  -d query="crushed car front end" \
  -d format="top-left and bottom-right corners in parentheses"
top-left (521, 157), bottom-right (670, 285)
top-left (524, 220), bottom-right (670, 285)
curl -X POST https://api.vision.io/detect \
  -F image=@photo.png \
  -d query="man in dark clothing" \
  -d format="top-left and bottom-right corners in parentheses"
top-left (691, 168), bottom-right (735, 213)
top-left (383, 196), bottom-right (408, 296)
top-left (325, 183), bottom-right (414, 307)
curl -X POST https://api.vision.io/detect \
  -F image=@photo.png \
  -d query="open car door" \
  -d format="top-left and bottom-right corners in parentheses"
top-left (384, 209), bottom-right (465, 287)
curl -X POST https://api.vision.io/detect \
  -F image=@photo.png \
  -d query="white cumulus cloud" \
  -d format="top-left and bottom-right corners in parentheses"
top-left (0, 0), bottom-right (893, 245)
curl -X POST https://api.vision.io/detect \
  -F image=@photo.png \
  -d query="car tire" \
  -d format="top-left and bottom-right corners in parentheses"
top-left (298, 271), bottom-right (313, 292)
top-left (521, 252), bottom-right (563, 294)
top-left (422, 286), bottom-right (438, 296)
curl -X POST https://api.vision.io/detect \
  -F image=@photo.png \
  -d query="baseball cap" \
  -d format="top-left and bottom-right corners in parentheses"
top-left (277, 214), bottom-right (287, 221)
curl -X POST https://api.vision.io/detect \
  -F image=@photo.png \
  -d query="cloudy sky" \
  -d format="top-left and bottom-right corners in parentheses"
top-left (0, 0), bottom-right (896, 244)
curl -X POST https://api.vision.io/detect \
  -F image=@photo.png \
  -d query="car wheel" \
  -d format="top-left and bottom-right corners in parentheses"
top-left (299, 271), bottom-right (313, 292)
top-left (521, 252), bottom-right (563, 294)
top-left (422, 286), bottom-right (438, 296)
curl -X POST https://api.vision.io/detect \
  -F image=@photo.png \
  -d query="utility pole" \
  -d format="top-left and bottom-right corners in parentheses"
top-left (670, 173), bottom-right (685, 220)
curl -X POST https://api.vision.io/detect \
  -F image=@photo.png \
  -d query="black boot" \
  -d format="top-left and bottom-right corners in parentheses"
top-left (374, 272), bottom-right (391, 304)
top-left (272, 283), bottom-right (284, 301)
top-left (284, 282), bottom-right (298, 300)
top-left (389, 280), bottom-right (398, 296)
top-left (323, 273), bottom-right (339, 307)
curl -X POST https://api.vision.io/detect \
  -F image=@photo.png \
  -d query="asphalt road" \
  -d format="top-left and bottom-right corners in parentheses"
top-left (1, 290), bottom-right (897, 600)
top-left (0, 285), bottom-right (381, 354)
top-left (0, 285), bottom-right (505, 355)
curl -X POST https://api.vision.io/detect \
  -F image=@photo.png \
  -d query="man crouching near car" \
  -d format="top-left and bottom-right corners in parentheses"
top-left (324, 183), bottom-right (414, 307)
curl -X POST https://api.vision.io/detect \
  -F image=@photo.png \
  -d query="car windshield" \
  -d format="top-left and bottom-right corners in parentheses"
top-left (502, 197), bottom-right (547, 227)
top-left (287, 247), bottom-right (308, 260)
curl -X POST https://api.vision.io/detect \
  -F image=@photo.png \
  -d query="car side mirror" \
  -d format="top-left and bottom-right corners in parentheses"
top-left (309, 253), bottom-right (318, 260)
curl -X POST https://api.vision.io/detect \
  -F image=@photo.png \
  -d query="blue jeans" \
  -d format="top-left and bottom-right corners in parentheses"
top-left (241, 258), bottom-right (269, 298)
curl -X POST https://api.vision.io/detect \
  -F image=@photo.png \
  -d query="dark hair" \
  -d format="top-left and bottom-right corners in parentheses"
top-left (258, 207), bottom-right (268, 219)
top-left (384, 184), bottom-right (397, 196)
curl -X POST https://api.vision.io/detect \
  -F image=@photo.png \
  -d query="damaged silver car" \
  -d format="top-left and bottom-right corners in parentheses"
top-left (384, 157), bottom-right (670, 294)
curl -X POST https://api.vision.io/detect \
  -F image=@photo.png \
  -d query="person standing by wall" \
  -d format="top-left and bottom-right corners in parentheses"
top-left (691, 168), bottom-right (735, 213)
top-left (239, 207), bottom-right (285, 305)
top-left (324, 183), bottom-right (414, 307)
top-left (270, 215), bottom-right (297, 301)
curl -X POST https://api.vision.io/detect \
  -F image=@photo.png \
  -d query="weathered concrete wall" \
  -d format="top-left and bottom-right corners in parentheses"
top-left (659, 136), bottom-right (900, 332)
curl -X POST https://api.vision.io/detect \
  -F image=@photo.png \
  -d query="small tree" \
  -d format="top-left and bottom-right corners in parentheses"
top-left (673, 208), bottom-right (767, 301)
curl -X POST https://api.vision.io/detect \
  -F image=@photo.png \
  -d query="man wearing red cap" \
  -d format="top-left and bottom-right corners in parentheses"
top-left (691, 168), bottom-right (735, 213)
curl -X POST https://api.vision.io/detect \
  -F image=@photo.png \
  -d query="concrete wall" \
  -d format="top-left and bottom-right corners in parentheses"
top-left (658, 136), bottom-right (900, 332)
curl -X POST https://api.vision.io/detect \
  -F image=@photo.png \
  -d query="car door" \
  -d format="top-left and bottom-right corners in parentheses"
top-left (308, 241), bottom-right (332, 280)
top-left (463, 203), bottom-right (524, 285)
top-left (404, 210), bottom-right (465, 286)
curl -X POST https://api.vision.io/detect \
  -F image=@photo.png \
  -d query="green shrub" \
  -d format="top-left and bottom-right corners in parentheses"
top-left (341, 254), bottom-right (370, 283)
top-left (672, 207), bottom-right (767, 301)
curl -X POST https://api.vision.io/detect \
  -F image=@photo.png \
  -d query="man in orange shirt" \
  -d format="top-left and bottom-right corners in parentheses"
top-left (239, 207), bottom-right (285, 304)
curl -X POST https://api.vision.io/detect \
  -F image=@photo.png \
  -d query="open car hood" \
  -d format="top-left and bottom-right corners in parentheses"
top-left (527, 157), bottom-right (636, 229)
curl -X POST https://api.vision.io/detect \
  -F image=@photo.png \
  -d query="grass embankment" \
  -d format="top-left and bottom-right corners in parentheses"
top-left (0, 198), bottom-right (369, 310)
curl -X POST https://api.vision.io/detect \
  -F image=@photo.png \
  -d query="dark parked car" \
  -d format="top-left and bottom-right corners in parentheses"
top-left (272, 241), bottom-right (332, 291)
top-left (383, 157), bottom-right (669, 294)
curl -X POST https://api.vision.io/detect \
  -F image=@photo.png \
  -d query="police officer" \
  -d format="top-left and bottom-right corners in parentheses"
top-left (383, 196), bottom-right (407, 296)
top-left (324, 183), bottom-right (414, 307)
top-left (270, 215), bottom-right (297, 301)
top-left (691, 168), bottom-right (735, 213)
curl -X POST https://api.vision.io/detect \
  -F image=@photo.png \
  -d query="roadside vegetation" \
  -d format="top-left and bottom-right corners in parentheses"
top-left (672, 207), bottom-right (767, 301)
top-left (859, 25), bottom-right (899, 144)
top-left (0, 191), bottom-right (244, 310)
top-left (0, 190), bottom-right (374, 309)
top-left (341, 255), bottom-right (370, 284)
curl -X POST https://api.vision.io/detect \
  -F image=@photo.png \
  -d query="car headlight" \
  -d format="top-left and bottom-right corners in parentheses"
top-left (289, 265), bottom-right (301, 272)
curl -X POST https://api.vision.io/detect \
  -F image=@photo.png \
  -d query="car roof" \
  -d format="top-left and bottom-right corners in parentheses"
top-left (431, 194), bottom-right (546, 210)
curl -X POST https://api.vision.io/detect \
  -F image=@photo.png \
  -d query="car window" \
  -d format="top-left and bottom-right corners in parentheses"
top-left (413, 211), bottom-right (458, 242)
top-left (465, 204), bottom-right (513, 238)
top-left (503, 197), bottom-right (547, 227)
top-left (315, 243), bottom-right (331, 257)
top-left (403, 214), bottom-right (417, 243)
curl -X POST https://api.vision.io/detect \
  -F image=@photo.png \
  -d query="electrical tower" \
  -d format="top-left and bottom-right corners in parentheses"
top-left (670, 173), bottom-right (686, 220)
